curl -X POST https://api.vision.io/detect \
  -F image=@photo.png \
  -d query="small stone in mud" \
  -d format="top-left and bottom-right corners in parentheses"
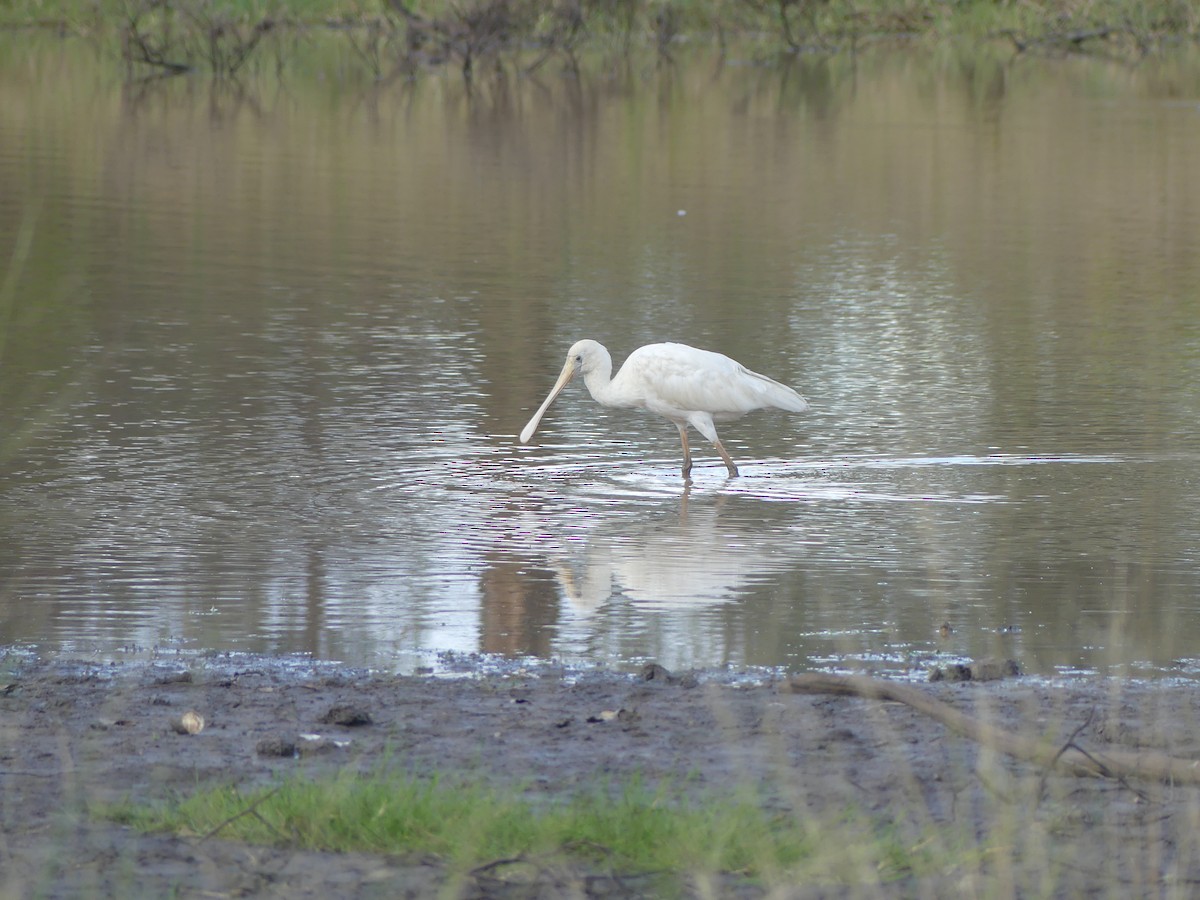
top-left (641, 663), bottom-right (699, 688)
top-left (642, 663), bottom-right (675, 682)
top-left (928, 664), bottom-right (973, 682)
top-left (971, 658), bottom-right (1020, 681)
top-left (169, 711), bottom-right (205, 734)
top-left (616, 707), bottom-right (640, 725)
top-left (585, 708), bottom-right (640, 726)
top-left (929, 659), bottom-right (1020, 682)
top-left (256, 735), bottom-right (298, 758)
top-left (153, 671), bottom-right (194, 686)
top-left (298, 736), bottom-right (346, 756)
top-left (319, 704), bottom-right (373, 726)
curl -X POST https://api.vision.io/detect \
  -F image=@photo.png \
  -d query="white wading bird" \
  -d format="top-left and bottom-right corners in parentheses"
top-left (519, 339), bottom-right (809, 477)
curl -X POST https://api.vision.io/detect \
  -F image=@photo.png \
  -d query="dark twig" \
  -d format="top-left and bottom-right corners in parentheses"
top-left (197, 785), bottom-right (285, 844)
top-left (469, 854), bottom-right (531, 876)
top-left (1038, 708), bottom-right (1099, 802)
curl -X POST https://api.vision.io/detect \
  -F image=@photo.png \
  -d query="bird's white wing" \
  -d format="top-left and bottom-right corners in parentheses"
top-left (625, 343), bottom-right (807, 418)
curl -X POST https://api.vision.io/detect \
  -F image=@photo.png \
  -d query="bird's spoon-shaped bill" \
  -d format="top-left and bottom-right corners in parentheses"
top-left (520, 357), bottom-right (576, 443)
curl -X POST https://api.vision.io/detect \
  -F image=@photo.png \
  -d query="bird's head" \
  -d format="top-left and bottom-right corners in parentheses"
top-left (519, 339), bottom-right (611, 444)
top-left (565, 339), bottom-right (606, 376)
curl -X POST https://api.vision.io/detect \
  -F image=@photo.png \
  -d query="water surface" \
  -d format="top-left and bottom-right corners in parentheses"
top-left (2, 38), bottom-right (1199, 677)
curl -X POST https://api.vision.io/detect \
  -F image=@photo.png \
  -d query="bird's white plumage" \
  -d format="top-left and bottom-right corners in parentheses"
top-left (519, 339), bottom-right (808, 477)
top-left (623, 343), bottom-right (808, 420)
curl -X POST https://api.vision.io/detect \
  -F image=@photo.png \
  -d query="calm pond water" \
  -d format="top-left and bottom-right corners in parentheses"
top-left (2, 37), bottom-right (1199, 677)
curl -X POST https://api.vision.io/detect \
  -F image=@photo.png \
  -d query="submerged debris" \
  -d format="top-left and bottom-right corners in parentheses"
top-left (255, 735), bottom-right (297, 758)
top-left (929, 658), bottom-right (1021, 683)
top-left (319, 704), bottom-right (373, 726)
top-left (640, 662), bottom-right (699, 688)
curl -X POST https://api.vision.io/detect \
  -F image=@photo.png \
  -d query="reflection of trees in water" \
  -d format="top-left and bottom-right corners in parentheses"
top-left (122, 0), bottom-right (277, 79)
top-left (479, 554), bottom-right (560, 656)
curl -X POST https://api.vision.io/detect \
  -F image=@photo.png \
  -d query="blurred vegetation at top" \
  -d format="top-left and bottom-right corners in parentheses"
top-left (2, 0), bottom-right (1197, 77)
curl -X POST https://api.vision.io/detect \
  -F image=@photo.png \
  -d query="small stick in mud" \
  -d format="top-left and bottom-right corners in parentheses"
top-left (197, 786), bottom-right (285, 844)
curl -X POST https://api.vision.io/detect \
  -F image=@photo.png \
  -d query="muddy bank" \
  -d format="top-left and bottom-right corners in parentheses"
top-left (2, 656), bottom-right (1199, 898)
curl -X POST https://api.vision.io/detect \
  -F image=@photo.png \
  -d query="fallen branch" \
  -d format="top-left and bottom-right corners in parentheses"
top-left (785, 673), bottom-right (1200, 785)
top-left (997, 24), bottom-right (1122, 54)
top-left (1033, 706), bottom-right (1147, 802)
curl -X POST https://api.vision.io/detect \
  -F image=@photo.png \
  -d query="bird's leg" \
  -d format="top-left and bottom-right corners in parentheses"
top-left (713, 439), bottom-right (739, 477)
top-left (676, 423), bottom-right (693, 477)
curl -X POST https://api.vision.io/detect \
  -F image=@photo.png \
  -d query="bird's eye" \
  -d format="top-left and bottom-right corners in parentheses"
top-left (575, 355), bottom-right (583, 363)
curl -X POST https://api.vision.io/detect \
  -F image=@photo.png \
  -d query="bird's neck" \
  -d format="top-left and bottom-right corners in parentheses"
top-left (583, 363), bottom-right (636, 409)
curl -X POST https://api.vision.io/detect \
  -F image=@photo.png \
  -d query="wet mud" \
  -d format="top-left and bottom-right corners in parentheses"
top-left (2, 656), bottom-right (1199, 898)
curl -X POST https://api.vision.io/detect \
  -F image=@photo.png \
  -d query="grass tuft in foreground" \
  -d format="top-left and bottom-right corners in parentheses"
top-left (106, 770), bottom-right (956, 888)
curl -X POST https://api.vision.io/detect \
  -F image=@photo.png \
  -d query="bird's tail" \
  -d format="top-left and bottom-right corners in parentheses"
top-left (771, 387), bottom-right (809, 413)
top-left (746, 370), bottom-right (809, 413)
